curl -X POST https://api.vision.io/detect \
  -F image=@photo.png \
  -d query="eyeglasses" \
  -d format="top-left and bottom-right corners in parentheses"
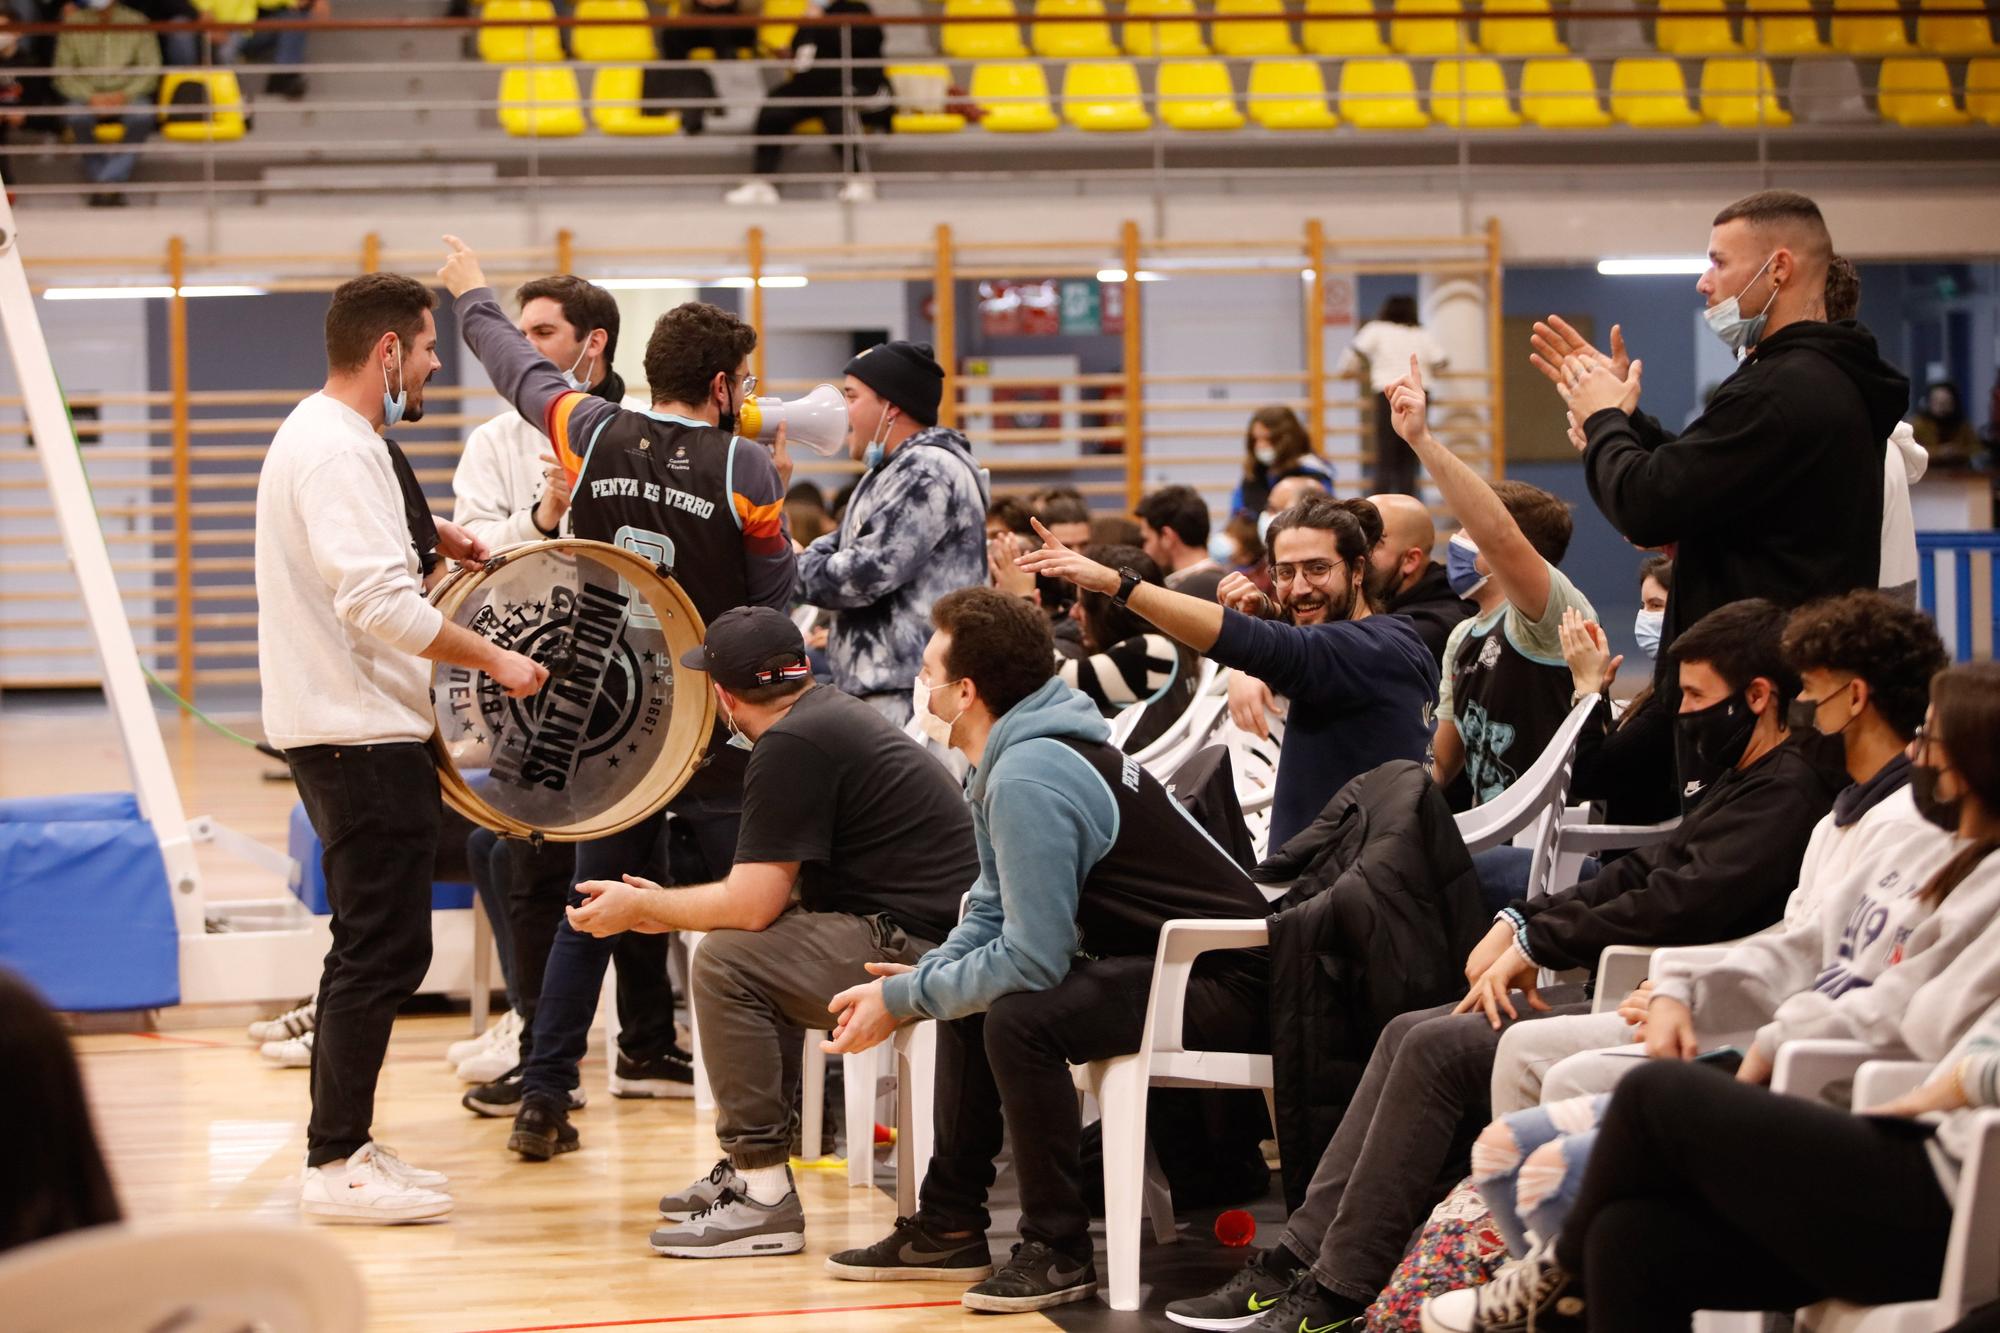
top-left (1913, 723), bottom-right (1943, 758)
top-left (1270, 558), bottom-right (1345, 586)
top-left (738, 373), bottom-right (758, 398)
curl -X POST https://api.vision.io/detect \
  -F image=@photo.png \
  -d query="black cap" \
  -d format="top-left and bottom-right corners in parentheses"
top-left (678, 606), bottom-right (811, 691)
top-left (843, 340), bottom-right (944, 427)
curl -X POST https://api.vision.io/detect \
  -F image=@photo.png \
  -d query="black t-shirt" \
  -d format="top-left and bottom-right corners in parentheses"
top-left (735, 686), bottom-right (974, 942)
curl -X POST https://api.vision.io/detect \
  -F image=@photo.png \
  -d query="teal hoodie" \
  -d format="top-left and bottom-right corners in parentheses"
top-left (881, 677), bottom-right (1120, 1022)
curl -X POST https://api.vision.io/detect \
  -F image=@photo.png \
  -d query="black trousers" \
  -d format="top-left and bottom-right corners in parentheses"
top-left (751, 72), bottom-right (890, 175)
top-left (1558, 1060), bottom-right (1954, 1332)
top-left (1372, 390), bottom-right (1420, 496)
top-left (918, 955), bottom-right (1268, 1263)
top-left (289, 743), bottom-right (441, 1167)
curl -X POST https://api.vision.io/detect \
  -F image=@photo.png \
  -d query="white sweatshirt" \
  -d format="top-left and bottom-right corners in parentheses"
top-left (1335, 320), bottom-right (1450, 394)
top-left (254, 392), bottom-right (444, 749)
top-left (450, 395), bottom-right (648, 550)
top-left (1880, 420), bottom-right (1927, 603)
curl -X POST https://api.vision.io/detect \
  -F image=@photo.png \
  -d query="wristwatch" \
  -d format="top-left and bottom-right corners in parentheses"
top-left (1112, 567), bottom-right (1144, 608)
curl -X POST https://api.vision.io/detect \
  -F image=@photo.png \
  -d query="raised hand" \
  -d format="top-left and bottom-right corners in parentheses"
top-left (438, 234), bottom-right (488, 299)
top-left (1530, 315), bottom-right (1629, 390)
top-left (1016, 517), bottom-right (1120, 596)
top-left (1558, 606), bottom-right (1621, 697)
top-left (1386, 353), bottom-right (1430, 445)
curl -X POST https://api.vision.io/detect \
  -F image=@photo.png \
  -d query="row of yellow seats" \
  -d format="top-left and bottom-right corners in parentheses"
top-left (885, 53), bottom-right (2000, 130)
top-left (498, 65), bottom-right (687, 135)
top-left (478, 0), bottom-right (812, 64)
top-left (938, 0), bottom-right (1996, 61)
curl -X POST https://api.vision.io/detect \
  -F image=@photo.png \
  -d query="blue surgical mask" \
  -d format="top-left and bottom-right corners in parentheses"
top-left (1634, 608), bottom-right (1664, 659)
top-left (1446, 532), bottom-right (1487, 599)
top-left (559, 338), bottom-right (594, 392)
top-left (863, 406), bottom-right (900, 471)
top-left (381, 341), bottom-right (407, 428)
top-left (1703, 253), bottom-right (1779, 355)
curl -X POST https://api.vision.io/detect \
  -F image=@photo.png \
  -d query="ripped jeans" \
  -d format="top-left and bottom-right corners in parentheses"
top-left (1468, 1093), bottom-right (1610, 1256)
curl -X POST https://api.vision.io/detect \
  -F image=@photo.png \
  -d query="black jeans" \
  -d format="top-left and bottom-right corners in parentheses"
top-left (918, 955), bottom-right (1269, 1263)
top-left (751, 71), bottom-right (891, 175)
top-left (289, 743), bottom-right (441, 1167)
top-left (1373, 390), bottom-right (1419, 496)
top-left (1558, 1060), bottom-right (1953, 1332)
top-left (468, 827), bottom-right (520, 1011)
top-left (519, 808), bottom-right (738, 1102)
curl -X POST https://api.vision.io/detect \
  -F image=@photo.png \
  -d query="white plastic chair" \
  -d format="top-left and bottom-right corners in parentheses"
top-left (0, 1222), bottom-right (365, 1332)
top-left (1070, 918), bottom-right (1276, 1311)
top-left (1136, 666), bottom-right (1234, 780)
top-left (1452, 695), bottom-right (1601, 900)
top-left (1589, 944), bottom-right (1734, 1014)
top-left (1547, 804), bottom-right (1681, 900)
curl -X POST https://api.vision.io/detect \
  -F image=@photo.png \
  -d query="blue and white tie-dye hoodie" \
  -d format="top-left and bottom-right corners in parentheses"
top-left (796, 427), bottom-right (988, 705)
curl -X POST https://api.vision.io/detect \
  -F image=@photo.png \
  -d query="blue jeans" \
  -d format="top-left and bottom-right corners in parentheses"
top-left (1471, 1094), bottom-right (1609, 1255)
top-left (64, 108), bottom-right (154, 185)
top-left (519, 807), bottom-right (739, 1103)
top-left (1470, 846), bottom-right (1600, 915)
top-left (467, 827), bottom-right (520, 1013)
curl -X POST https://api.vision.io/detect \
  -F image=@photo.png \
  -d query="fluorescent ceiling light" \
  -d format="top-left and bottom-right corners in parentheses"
top-left (43, 284), bottom-right (267, 300)
top-left (1596, 258), bottom-right (1707, 277)
top-left (1096, 269), bottom-right (1164, 283)
top-left (708, 274), bottom-right (810, 289)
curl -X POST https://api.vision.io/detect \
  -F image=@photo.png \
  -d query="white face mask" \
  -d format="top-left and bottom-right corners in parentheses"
top-left (1703, 252), bottom-right (1779, 355)
top-left (1634, 608), bottom-right (1665, 660)
top-left (1253, 443), bottom-right (1277, 467)
top-left (911, 674), bottom-right (962, 748)
top-left (719, 696), bottom-right (753, 750)
top-left (560, 337), bottom-right (595, 392)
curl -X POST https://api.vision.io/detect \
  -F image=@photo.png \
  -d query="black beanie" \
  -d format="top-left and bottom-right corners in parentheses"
top-left (843, 340), bottom-right (944, 428)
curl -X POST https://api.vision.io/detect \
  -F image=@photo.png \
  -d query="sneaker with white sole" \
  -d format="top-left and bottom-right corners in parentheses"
top-left (301, 1143), bottom-right (452, 1224)
top-left (368, 1142), bottom-right (449, 1190)
top-left (260, 1030), bottom-right (314, 1068)
top-left (1419, 1239), bottom-right (1586, 1333)
top-left (649, 1177), bottom-right (805, 1258)
top-left (659, 1159), bottom-right (745, 1222)
top-left (462, 1066), bottom-right (586, 1118)
top-left (248, 999), bottom-right (316, 1044)
top-left (456, 1013), bottom-right (525, 1085)
top-left (447, 1009), bottom-right (519, 1069)
top-left (960, 1240), bottom-right (1098, 1313)
top-left (725, 179), bottom-right (780, 206)
top-left (610, 1047), bottom-right (696, 1099)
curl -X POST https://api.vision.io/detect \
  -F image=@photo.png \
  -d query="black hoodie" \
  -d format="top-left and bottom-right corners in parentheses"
top-left (1385, 559), bottom-right (1476, 667)
top-left (1582, 319), bottom-right (1909, 667)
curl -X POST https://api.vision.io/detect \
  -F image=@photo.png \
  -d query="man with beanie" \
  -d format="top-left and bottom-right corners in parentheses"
top-left (797, 341), bottom-right (989, 724)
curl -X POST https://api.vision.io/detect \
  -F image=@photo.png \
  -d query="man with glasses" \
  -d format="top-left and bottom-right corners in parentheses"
top-left (441, 237), bottom-right (798, 1159)
top-left (1025, 494), bottom-right (1437, 852)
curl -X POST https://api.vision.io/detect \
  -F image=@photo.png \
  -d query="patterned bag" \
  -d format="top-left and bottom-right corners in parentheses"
top-left (1364, 1178), bottom-right (1511, 1332)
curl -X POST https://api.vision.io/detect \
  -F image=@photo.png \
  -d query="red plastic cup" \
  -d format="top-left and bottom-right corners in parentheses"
top-left (1214, 1209), bottom-right (1256, 1248)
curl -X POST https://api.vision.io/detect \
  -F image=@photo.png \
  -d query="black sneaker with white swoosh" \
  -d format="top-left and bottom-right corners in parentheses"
top-left (959, 1240), bottom-right (1099, 1313)
top-left (825, 1215), bottom-right (995, 1282)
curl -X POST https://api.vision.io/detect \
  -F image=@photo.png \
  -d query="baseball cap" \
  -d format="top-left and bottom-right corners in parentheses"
top-left (678, 606), bottom-right (812, 691)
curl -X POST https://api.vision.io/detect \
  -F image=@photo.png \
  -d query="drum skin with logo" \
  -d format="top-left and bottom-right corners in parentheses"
top-left (426, 540), bottom-right (715, 841)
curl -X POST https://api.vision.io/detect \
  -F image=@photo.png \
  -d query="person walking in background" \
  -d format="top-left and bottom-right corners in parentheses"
top-left (1337, 295), bottom-right (1449, 498)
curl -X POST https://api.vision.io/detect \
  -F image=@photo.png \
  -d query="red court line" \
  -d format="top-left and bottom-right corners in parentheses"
top-left (459, 1298), bottom-right (963, 1333)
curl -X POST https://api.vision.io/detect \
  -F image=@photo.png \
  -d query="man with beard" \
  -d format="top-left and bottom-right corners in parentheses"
top-left (1026, 495), bottom-right (1437, 851)
top-left (1363, 492), bottom-right (1474, 666)
top-left (256, 273), bottom-right (548, 1222)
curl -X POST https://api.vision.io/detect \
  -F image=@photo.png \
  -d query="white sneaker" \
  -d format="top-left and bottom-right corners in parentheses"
top-left (1419, 1238), bottom-right (1585, 1333)
top-left (301, 1144), bottom-right (452, 1224)
top-left (447, 1009), bottom-right (518, 1068)
top-left (368, 1141), bottom-right (449, 1190)
top-left (836, 178), bottom-right (877, 203)
top-left (455, 1013), bottom-right (524, 1083)
top-left (260, 1030), bottom-right (314, 1068)
top-left (248, 999), bottom-right (316, 1044)
top-left (725, 179), bottom-right (780, 206)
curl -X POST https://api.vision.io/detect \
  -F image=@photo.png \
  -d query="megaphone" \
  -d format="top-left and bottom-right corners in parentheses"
top-left (737, 384), bottom-right (851, 457)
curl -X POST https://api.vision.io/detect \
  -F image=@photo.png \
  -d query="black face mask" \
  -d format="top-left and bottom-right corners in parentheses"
top-left (1675, 691), bottom-right (1758, 809)
top-left (1787, 685), bottom-right (1855, 738)
top-left (1911, 763), bottom-right (1962, 833)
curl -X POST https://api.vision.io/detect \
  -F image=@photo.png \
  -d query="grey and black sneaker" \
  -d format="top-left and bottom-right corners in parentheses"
top-left (825, 1215), bottom-right (995, 1282)
top-left (610, 1046), bottom-right (696, 1099)
top-left (463, 1066), bottom-right (585, 1119)
top-left (649, 1179), bottom-right (806, 1259)
top-left (507, 1095), bottom-right (580, 1161)
top-left (1166, 1249), bottom-right (1306, 1330)
top-left (959, 1240), bottom-right (1098, 1313)
top-left (1418, 1238), bottom-right (1585, 1333)
top-left (659, 1159), bottom-right (745, 1222)
top-left (1242, 1274), bottom-right (1364, 1333)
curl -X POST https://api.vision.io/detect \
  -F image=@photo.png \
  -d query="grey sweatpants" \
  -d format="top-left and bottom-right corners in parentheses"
top-left (691, 907), bottom-right (935, 1169)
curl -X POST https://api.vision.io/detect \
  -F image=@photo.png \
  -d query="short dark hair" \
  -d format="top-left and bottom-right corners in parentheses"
top-left (644, 301), bottom-right (757, 408)
top-left (1076, 544), bottom-right (1162, 652)
top-left (324, 273), bottom-right (435, 373)
top-left (1226, 511), bottom-right (1264, 564)
top-left (1780, 591), bottom-right (1946, 740)
top-left (728, 656), bottom-right (814, 708)
top-left (1713, 189), bottom-right (1833, 264)
top-left (1671, 598), bottom-right (1800, 713)
top-left (0, 967), bottom-right (122, 1251)
top-left (1135, 484), bottom-right (1211, 549)
top-left (1264, 494), bottom-right (1371, 566)
top-left (516, 274), bottom-right (622, 363)
top-left (1090, 515), bottom-right (1144, 549)
top-left (1037, 494), bottom-right (1091, 529)
top-left (1638, 553), bottom-right (1673, 592)
top-left (932, 587), bottom-right (1056, 720)
top-left (987, 495), bottom-right (1035, 536)
top-left (1824, 255), bottom-right (1860, 322)
top-left (1377, 294), bottom-right (1421, 326)
top-left (1491, 480), bottom-right (1573, 566)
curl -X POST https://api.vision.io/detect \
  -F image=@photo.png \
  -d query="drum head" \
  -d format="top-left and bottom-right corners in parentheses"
top-left (428, 540), bottom-right (715, 841)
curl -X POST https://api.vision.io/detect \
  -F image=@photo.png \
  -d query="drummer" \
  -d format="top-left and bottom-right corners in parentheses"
top-left (439, 237), bottom-right (799, 1162)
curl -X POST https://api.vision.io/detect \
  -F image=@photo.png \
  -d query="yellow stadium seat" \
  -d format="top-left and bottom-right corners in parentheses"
top-left (1478, 0), bottom-right (1567, 56)
top-left (1390, 0), bottom-right (1480, 55)
top-left (1213, 0), bottom-right (1301, 57)
top-left (590, 64), bottom-right (682, 134)
top-left (943, 0), bottom-right (1030, 58)
top-left (91, 122), bottom-right (126, 143)
top-left (1746, 0), bottom-right (1827, 55)
top-left (1247, 57), bottom-right (1340, 125)
top-left (888, 64), bottom-right (967, 132)
top-left (1339, 57), bottom-right (1431, 126)
top-left (1430, 57), bottom-right (1521, 125)
top-left (1969, 58), bottom-right (2000, 122)
top-left (1304, 0), bottom-right (1388, 54)
top-left (1877, 56), bottom-right (1971, 123)
top-left (971, 61), bottom-right (1062, 129)
top-left (1063, 60), bottom-right (1152, 128)
top-left (571, 0), bottom-right (657, 62)
top-left (1124, 0), bottom-right (1211, 55)
top-left (1654, 0), bottom-right (1740, 54)
top-left (479, 0), bottom-right (564, 64)
top-left (1830, 0), bottom-right (1913, 55)
top-left (1609, 56), bottom-right (1703, 125)
top-left (1917, 0), bottom-right (1997, 53)
top-left (1034, 0), bottom-right (1121, 55)
top-left (158, 70), bottom-right (248, 142)
top-left (1520, 56), bottom-right (1612, 126)
top-left (498, 66), bottom-right (588, 136)
top-left (1699, 57), bottom-right (1792, 124)
top-left (758, 0), bottom-right (812, 53)
top-left (1159, 58), bottom-right (1246, 127)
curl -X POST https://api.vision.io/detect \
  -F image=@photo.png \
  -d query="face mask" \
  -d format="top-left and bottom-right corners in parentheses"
top-left (1446, 532), bottom-right (1487, 599)
top-left (1786, 682), bottom-right (1856, 738)
top-left (863, 407), bottom-right (900, 471)
top-left (1911, 763), bottom-right (1962, 833)
top-left (381, 340), bottom-right (407, 428)
top-left (1634, 609), bottom-right (1664, 660)
top-left (911, 674), bottom-right (963, 748)
top-left (1703, 252), bottom-right (1780, 354)
top-left (560, 338), bottom-right (595, 392)
top-left (716, 373), bottom-right (740, 436)
top-left (1253, 444), bottom-right (1277, 468)
top-left (1676, 690), bottom-right (1758, 804)
top-left (719, 697), bottom-right (753, 751)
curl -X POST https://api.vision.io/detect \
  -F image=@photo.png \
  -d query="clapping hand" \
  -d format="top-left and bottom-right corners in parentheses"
top-left (1530, 316), bottom-right (1629, 389)
top-left (1558, 355), bottom-right (1645, 421)
top-left (1558, 607), bottom-right (1621, 697)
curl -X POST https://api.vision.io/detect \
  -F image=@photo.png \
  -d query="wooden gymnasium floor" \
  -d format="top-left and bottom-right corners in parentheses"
top-left (7, 699), bottom-right (1266, 1333)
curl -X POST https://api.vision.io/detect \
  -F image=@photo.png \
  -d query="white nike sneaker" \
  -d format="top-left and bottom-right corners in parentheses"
top-left (248, 999), bottom-right (316, 1044)
top-left (368, 1142), bottom-right (449, 1190)
top-left (301, 1143), bottom-right (452, 1224)
top-left (455, 1012), bottom-right (524, 1084)
top-left (260, 1030), bottom-right (314, 1068)
top-left (447, 1009), bottom-right (519, 1068)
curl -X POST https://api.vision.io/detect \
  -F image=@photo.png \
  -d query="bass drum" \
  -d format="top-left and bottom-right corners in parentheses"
top-left (426, 539), bottom-right (715, 841)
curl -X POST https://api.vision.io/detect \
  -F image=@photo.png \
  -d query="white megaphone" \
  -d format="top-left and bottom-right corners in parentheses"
top-left (737, 384), bottom-right (851, 457)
